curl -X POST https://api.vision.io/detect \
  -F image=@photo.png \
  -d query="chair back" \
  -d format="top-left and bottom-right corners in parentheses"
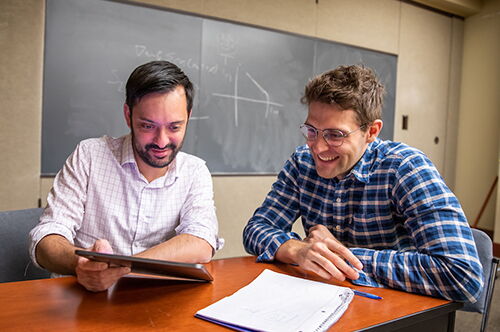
top-left (461, 228), bottom-right (499, 332)
top-left (0, 208), bottom-right (50, 282)
top-left (462, 228), bottom-right (493, 313)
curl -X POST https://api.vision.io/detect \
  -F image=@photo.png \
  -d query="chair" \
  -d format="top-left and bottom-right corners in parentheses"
top-left (0, 208), bottom-right (51, 283)
top-left (461, 228), bottom-right (499, 332)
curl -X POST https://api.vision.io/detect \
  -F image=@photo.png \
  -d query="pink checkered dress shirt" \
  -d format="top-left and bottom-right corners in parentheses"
top-left (30, 134), bottom-right (223, 267)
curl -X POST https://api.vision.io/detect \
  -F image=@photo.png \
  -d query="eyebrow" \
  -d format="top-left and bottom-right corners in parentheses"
top-left (137, 117), bottom-right (186, 126)
top-left (304, 122), bottom-right (343, 132)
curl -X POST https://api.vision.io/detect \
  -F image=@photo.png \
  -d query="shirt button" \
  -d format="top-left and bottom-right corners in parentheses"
top-left (336, 198), bottom-right (341, 203)
top-left (336, 225), bottom-right (341, 231)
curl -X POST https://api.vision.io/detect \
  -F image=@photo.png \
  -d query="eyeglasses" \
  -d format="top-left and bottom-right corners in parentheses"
top-left (299, 123), bottom-right (367, 147)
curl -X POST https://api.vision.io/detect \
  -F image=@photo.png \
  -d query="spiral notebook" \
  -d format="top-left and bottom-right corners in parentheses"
top-left (195, 269), bottom-right (354, 332)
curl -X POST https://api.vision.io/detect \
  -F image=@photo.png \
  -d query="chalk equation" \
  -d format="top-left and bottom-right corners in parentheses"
top-left (135, 44), bottom-right (219, 76)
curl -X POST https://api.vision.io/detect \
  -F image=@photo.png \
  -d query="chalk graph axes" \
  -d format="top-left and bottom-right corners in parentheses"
top-left (212, 66), bottom-right (283, 127)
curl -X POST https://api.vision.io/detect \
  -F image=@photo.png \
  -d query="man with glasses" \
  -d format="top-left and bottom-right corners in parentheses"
top-left (243, 65), bottom-right (483, 302)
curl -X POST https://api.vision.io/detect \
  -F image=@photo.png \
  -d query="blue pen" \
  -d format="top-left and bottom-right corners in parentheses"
top-left (353, 290), bottom-right (383, 300)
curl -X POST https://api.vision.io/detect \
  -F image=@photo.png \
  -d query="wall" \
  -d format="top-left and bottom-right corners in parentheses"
top-left (497, 143), bottom-right (500, 246)
top-left (413, 0), bottom-right (481, 16)
top-left (2, 0), bottom-right (472, 259)
top-left (455, 0), bottom-right (500, 240)
top-left (395, 3), bottom-right (453, 174)
top-left (0, 0), bottom-right (44, 210)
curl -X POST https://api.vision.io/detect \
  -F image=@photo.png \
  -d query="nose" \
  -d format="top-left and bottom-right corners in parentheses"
top-left (154, 127), bottom-right (170, 148)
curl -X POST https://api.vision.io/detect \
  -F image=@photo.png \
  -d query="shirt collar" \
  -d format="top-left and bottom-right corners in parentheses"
top-left (120, 134), bottom-right (136, 166)
top-left (347, 138), bottom-right (382, 183)
top-left (162, 156), bottom-right (179, 187)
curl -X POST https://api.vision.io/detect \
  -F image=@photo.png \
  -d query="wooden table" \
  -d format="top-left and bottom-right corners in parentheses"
top-left (0, 256), bottom-right (461, 331)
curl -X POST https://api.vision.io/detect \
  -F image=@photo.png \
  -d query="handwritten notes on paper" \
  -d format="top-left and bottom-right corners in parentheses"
top-left (195, 269), bottom-right (354, 332)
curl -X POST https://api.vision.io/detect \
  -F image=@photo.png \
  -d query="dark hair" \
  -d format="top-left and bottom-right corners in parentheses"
top-left (301, 65), bottom-right (385, 127)
top-left (125, 61), bottom-right (194, 114)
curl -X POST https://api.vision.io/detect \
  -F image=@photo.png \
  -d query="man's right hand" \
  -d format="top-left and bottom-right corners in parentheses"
top-left (275, 225), bottom-right (363, 282)
top-left (75, 239), bottom-right (130, 292)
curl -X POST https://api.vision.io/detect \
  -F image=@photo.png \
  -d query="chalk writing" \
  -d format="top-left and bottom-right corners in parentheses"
top-left (212, 66), bottom-right (284, 127)
top-left (107, 69), bottom-right (125, 92)
top-left (135, 44), bottom-right (219, 76)
top-left (217, 33), bottom-right (236, 66)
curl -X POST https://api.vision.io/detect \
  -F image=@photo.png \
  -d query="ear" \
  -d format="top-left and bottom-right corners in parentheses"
top-left (366, 120), bottom-right (383, 143)
top-left (124, 104), bottom-right (132, 129)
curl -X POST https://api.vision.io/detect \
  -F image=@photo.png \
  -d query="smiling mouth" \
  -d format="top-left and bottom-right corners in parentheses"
top-left (150, 148), bottom-right (171, 157)
top-left (318, 155), bottom-right (339, 162)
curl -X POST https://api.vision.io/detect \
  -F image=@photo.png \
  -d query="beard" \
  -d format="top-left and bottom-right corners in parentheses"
top-left (131, 129), bottom-right (183, 169)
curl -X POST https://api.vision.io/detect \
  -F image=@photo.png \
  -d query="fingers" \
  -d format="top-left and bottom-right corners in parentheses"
top-left (300, 241), bottom-right (358, 281)
top-left (309, 224), bottom-right (330, 235)
top-left (77, 255), bottom-right (108, 271)
top-left (296, 237), bottom-right (363, 282)
top-left (305, 225), bottom-right (363, 271)
top-left (75, 239), bottom-right (130, 292)
top-left (299, 247), bottom-right (347, 280)
top-left (77, 239), bottom-right (115, 272)
top-left (305, 225), bottom-right (331, 243)
top-left (76, 265), bottom-right (130, 292)
top-left (92, 239), bottom-right (113, 254)
top-left (324, 238), bottom-right (364, 271)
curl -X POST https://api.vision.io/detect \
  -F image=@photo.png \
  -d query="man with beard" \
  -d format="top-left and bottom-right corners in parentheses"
top-left (243, 65), bottom-right (483, 302)
top-left (30, 61), bottom-right (222, 292)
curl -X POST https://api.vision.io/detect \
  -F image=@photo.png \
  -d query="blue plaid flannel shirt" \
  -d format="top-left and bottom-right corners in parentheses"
top-left (243, 139), bottom-right (483, 302)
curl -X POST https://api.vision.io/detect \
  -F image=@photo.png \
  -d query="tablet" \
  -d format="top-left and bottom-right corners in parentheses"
top-left (75, 250), bottom-right (213, 282)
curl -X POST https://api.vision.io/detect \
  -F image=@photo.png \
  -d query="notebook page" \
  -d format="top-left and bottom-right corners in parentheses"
top-left (196, 269), bottom-right (354, 332)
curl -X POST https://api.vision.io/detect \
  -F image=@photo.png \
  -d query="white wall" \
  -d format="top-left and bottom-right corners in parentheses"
top-left (394, 3), bottom-right (453, 174)
top-left (455, 0), bottom-right (500, 238)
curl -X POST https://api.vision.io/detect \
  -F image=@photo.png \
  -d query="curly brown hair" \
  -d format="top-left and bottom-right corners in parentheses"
top-left (301, 65), bottom-right (385, 128)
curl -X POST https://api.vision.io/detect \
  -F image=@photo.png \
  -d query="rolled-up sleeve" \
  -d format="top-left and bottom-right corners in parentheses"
top-left (176, 162), bottom-right (223, 252)
top-left (29, 141), bottom-right (89, 268)
top-left (243, 157), bottom-right (302, 261)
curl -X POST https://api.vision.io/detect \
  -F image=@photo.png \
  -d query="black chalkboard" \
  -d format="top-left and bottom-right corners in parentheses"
top-left (42, 0), bottom-right (397, 175)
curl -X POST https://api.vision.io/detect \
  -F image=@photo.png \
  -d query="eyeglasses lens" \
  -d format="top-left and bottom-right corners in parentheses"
top-left (300, 125), bottom-right (316, 140)
top-left (300, 125), bottom-right (347, 147)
